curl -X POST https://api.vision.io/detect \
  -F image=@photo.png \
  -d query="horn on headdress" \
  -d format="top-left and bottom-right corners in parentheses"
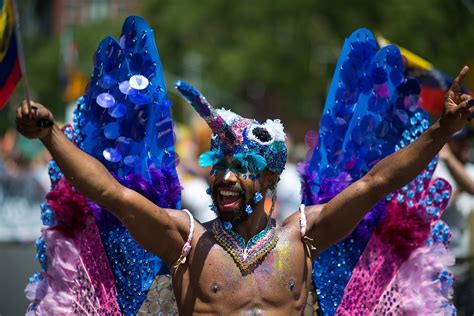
top-left (175, 81), bottom-right (236, 152)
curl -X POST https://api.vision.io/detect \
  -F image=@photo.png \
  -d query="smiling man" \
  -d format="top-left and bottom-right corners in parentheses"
top-left (16, 65), bottom-right (473, 315)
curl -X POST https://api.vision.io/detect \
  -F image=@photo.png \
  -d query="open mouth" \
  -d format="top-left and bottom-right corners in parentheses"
top-left (216, 187), bottom-right (244, 212)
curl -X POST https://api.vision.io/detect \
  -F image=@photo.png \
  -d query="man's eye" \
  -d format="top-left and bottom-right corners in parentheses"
top-left (213, 161), bottom-right (228, 172)
top-left (232, 161), bottom-right (248, 174)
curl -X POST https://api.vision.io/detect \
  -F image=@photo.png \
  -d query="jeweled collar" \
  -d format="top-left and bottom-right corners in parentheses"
top-left (211, 219), bottom-right (278, 274)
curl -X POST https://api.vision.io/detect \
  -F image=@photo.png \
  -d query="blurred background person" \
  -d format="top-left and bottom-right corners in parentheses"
top-left (435, 126), bottom-right (474, 315)
top-left (0, 129), bottom-right (49, 241)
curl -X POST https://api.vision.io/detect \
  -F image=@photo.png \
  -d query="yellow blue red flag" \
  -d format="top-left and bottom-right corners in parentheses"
top-left (377, 33), bottom-right (471, 115)
top-left (0, 0), bottom-right (21, 109)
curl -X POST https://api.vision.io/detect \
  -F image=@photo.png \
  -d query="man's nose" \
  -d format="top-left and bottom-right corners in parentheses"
top-left (224, 169), bottom-right (238, 182)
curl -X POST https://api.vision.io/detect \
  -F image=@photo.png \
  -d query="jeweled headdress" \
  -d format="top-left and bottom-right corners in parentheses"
top-left (176, 81), bottom-right (287, 176)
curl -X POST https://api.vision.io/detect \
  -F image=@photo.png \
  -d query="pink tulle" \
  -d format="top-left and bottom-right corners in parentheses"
top-left (372, 243), bottom-right (455, 315)
top-left (26, 230), bottom-right (88, 315)
top-left (46, 232), bottom-right (80, 282)
top-left (25, 279), bottom-right (47, 301)
top-left (397, 244), bottom-right (454, 315)
top-left (26, 179), bottom-right (121, 315)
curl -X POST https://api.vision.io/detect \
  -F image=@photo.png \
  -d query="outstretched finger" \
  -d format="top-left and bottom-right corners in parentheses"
top-left (447, 66), bottom-right (470, 99)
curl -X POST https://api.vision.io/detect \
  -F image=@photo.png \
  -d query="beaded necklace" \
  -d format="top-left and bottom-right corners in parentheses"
top-left (212, 219), bottom-right (278, 274)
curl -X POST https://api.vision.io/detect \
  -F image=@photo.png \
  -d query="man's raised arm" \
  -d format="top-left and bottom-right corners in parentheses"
top-left (16, 101), bottom-right (192, 267)
top-left (304, 66), bottom-right (473, 254)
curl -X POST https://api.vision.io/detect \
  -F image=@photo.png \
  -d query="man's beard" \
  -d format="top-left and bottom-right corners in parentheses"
top-left (214, 196), bottom-right (250, 225)
top-left (211, 184), bottom-right (253, 228)
top-left (222, 208), bottom-right (249, 228)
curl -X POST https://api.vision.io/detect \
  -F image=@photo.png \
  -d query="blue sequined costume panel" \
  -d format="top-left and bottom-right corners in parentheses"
top-left (73, 16), bottom-right (181, 315)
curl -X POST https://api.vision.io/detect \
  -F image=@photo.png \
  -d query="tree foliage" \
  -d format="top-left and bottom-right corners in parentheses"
top-left (142, 0), bottom-right (474, 137)
top-left (2, 1), bottom-right (473, 138)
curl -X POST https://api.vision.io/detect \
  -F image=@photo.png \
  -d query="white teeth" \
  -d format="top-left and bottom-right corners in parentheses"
top-left (220, 191), bottom-right (240, 196)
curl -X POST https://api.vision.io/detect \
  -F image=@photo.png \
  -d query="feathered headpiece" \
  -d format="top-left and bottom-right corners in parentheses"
top-left (176, 81), bottom-right (287, 175)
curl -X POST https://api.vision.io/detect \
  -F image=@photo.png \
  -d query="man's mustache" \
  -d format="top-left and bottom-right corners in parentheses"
top-left (212, 182), bottom-right (244, 194)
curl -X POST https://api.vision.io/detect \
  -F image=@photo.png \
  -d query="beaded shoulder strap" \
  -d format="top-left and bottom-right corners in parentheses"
top-left (173, 209), bottom-right (195, 271)
top-left (299, 204), bottom-right (317, 256)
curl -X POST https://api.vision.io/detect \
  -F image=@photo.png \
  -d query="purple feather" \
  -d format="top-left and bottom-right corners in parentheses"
top-left (297, 161), bottom-right (318, 205)
top-left (298, 161), bottom-right (386, 241)
top-left (114, 166), bottom-right (182, 209)
top-left (298, 161), bottom-right (353, 205)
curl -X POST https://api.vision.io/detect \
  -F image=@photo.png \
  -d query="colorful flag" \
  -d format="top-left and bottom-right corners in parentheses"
top-left (0, 0), bottom-right (22, 109)
top-left (377, 34), bottom-right (471, 114)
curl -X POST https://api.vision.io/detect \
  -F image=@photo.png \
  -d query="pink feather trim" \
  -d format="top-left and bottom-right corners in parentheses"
top-left (377, 198), bottom-right (431, 261)
top-left (46, 178), bottom-right (90, 237)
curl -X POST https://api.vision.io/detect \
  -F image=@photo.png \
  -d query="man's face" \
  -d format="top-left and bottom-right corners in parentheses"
top-left (209, 156), bottom-right (271, 222)
top-left (448, 138), bottom-right (470, 163)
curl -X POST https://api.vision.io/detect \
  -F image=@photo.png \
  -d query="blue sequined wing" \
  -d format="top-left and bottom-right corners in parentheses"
top-left (73, 16), bottom-right (181, 315)
top-left (301, 28), bottom-right (429, 315)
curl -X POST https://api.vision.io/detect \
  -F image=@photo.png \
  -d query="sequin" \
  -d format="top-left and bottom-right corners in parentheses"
top-left (108, 103), bottom-right (127, 118)
top-left (40, 202), bottom-right (55, 226)
top-left (103, 122), bottom-right (120, 140)
top-left (119, 80), bottom-right (134, 95)
top-left (96, 92), bottom-right (116, 108)
top-left (129, 92), bottom-right (152, 105)
top-left (123, 155), bottom-right (140, 167)
top-left (137, 275), bottom-right (178, 315)
top-left (129, 74), bottom-right (149, 90)
top-left (99, 74), bottom-right (117, 89)
top-left (103, 148), bottom-right (122, 162)
top-left (245, 204), bottom-right (253, 214)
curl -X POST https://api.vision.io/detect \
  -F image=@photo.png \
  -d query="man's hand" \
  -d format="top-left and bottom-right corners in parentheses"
top-left (440, 66), bottom-right (473, 135)
top-left (16, 100), bottom-right (55, 140)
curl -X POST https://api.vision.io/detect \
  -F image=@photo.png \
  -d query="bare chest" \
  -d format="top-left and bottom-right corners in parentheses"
top-left (173, 230), bottom-right (312, 313)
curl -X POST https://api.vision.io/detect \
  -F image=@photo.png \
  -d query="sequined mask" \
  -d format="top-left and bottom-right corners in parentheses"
top-left (175, 81), bottom-right (288, 176)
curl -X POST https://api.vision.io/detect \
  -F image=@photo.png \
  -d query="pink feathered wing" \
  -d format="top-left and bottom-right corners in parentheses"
top-left (336, 166), bottom-right (455, 315)
top-left (25, 178), bottom-right (121, 315)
